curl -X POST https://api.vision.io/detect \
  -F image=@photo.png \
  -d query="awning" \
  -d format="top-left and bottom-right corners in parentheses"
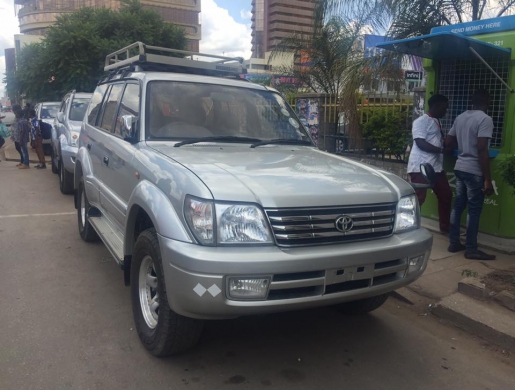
top-left (376, 32), bottom-right (510, 60)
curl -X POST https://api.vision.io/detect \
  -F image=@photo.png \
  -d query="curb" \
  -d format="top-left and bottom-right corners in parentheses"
top-left (432, 293), bottom-right (515, 351)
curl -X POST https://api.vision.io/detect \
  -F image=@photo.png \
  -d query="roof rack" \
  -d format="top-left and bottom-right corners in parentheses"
top-left (104, 42), bottom-right (246, 78)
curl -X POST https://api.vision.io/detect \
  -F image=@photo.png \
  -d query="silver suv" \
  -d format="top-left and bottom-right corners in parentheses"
top-left (75, 43), bottom-right (433, 356)
top-left (51, 91), bottom-right (92, 194)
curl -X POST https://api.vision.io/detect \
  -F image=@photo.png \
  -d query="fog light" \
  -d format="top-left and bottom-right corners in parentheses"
top-left (227, 277), bottom-right (271, 300)
top-left (407, 254), bottom-right (426, 274)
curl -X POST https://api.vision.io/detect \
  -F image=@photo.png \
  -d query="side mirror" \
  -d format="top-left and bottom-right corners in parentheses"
top-left (120, 115), bottom-right (137, 142)
top-left (57, 112), bottom-right (64, 123)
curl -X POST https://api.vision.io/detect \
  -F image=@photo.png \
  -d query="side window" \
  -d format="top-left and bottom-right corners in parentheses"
top-left (99, 84), bottom-right (124, 132)
top-left (114, 83), bottom-right (140, 137)
top-left (86, 85), bottom-right (108, 125)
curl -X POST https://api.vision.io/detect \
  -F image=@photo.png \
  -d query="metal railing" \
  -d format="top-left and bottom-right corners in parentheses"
top-left (291, 92), bottom-right (413, 163)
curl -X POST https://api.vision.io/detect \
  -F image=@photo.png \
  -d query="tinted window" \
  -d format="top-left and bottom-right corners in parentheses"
top-left (146, 82), bottom-right (309, 141)
top-left (114, 83), bottom-right (140, 137)
top-left (69, 98), bottom-right (90, 122)
top-left (100, 84), bottom-right (124, 132)
top-left (87, 85), bottom-right (107, 125)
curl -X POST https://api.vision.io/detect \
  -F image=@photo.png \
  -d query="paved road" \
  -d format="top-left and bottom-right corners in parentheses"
top-left (0, 159), bottom-right (513, 390)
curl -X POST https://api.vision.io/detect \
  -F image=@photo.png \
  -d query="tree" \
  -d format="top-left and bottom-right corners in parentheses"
top-left (270, 16), bottom-right (403, 149)
top-left (7, 0), bottom-right (186, 102)
top-left (317, 0), bottom-right (515, 39)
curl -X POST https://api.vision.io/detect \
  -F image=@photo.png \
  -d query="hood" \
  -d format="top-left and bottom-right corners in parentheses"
top-left (149, 143), bottom-right (413, 208)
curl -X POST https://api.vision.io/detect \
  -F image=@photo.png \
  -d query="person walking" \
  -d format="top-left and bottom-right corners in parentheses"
top-left (446, 89), bottom-right (496, 260)
top-left (15, 108), bottom-right (31, 169)
top-left (407, 94), bottom-right (452, 234)
top-left (29, 109), bottom-right (46, 169)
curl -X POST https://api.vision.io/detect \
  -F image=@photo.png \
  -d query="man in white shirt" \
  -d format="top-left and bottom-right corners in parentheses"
top-left (408, 94), bottom-right (452, 234)
top-left (446, 89), bottom-right (496, 260)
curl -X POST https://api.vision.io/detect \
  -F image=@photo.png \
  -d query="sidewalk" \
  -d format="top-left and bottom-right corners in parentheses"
top-left (1, 139), bottom-right (51, 164)
top-left (396, 229), bottom-right (515, 351)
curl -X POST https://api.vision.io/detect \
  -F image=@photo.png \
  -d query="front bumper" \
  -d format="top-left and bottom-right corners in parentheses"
top-left (61, 144), bottom-right (78, 174)
top-left (159, 228), bottom-right (433, 319)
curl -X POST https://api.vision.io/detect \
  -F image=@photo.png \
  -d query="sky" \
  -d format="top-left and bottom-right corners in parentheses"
top-left (0, 0), bottom-right (253, 98)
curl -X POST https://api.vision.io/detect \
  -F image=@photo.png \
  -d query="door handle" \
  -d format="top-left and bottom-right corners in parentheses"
top-left (86, 143), bottom-right (92, 151)
top-left (103, 156), bottom-right (109, 166)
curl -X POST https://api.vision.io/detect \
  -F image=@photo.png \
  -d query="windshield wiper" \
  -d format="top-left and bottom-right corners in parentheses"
top-left (174, 136), bottom-right (263, 147)
top-left (250, 139), bottom-right (313, 148)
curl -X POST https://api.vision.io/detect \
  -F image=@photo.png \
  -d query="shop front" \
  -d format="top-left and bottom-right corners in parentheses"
top-left (378, 16), bottom-right (515, 248)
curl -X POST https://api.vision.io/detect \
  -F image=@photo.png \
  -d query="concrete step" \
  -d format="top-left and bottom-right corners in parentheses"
top-left (458, 277), bottom-right (515, 312)
top-left (432, 292), bottom-right (515, 351)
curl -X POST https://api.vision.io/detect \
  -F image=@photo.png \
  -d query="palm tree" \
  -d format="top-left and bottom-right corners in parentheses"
top-left (317, 0), bottom-right (515, 39)
top-left (270, 16), bottom-right (402, 149)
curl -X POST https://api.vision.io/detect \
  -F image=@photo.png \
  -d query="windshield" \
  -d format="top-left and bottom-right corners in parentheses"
top-left (146, 82), bottom-right (310, 142)
top-left (40, 104), bottom-right (59, 119)
top-left (69, 98), bottom-right (90, 122)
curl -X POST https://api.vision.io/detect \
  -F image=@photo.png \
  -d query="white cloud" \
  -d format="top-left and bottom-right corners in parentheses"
top-left (240, 9), bottom-right (252, 20)
top-left (200, 0), bottom-right (251, 59)
top-left (0, 0), bottom-right (19, 98)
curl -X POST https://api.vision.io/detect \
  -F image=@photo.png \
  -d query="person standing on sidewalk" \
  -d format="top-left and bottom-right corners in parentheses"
top-left (0, 115), bottom-right (11, 161)
top-left (10, 107), bottom-right (24, 166)
top-left (29, 109), bottom-right (46, 169)
top-left (16, 109), bottom-right (31, 169)
top-left (407, 94), bottom-right (452, 234)
top-left (446, 89), bottom-right (496, 260)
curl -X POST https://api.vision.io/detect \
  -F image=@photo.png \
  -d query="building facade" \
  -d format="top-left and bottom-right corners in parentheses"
top-left (251, 0), bottom-right (316, 59)
top-left (14, 0), bottom-right (201, 51)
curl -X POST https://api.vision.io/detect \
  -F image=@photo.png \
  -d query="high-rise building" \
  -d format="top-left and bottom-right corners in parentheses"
top-left (251, 0), bottom-right (316, 59)
top-left (13, 0), bottom-right (201, 51)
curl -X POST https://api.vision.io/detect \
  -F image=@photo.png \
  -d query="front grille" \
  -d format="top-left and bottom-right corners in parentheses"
top-left (266, 203), bottom-right (396, 247)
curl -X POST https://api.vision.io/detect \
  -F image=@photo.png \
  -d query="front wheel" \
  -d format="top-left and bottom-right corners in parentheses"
top-left (131, 228), bottom-right (204, 357)
top-left (333, 293), bottom-right (389, 315)
top-left (77, 178), bottom-right (99, 242)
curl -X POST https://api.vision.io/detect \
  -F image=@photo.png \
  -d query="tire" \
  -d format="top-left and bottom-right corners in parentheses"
top-left (59, 150), bottom-right (74, 195)
top-left (131, 228), bottom-right (204, 357)
top-left (77, 178), bottom-right (99, 242)
top-left (50, 147), bottom-right (58, 174)
top-left (333, 293), bottom-right (389, 315)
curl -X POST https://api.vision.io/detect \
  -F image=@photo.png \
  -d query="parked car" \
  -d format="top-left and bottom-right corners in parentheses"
top-left (34, 102), bottom-right (60, 155)
top-left (1, 107), bottom-right (15, 126)
top-left (75, 43), bottom-right (433, 357)
top-left (51, 91), bottom-right (92, 194)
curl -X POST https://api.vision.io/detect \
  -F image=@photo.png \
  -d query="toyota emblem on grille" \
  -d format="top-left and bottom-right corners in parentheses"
top-left (335, 215), bottom-right (354, 232)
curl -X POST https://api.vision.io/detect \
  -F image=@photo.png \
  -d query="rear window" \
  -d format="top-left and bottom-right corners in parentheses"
top-left (40, 104), bottom-right (59, 119)
top-left (69, 98), bottom-right (90, 122)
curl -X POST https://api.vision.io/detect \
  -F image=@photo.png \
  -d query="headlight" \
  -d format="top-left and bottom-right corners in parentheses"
top-left (184, 197), bottom-right (273, 245)
top-left (216, 204), bottom-right (273, 244)
top-left (394, 194), bottom-right (420, 233)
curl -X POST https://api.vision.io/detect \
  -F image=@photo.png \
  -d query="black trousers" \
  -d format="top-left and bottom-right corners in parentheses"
top-left (15, 141), bottom-right (23, 163)
top-left (0, 137), bottom-right (5, 149)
